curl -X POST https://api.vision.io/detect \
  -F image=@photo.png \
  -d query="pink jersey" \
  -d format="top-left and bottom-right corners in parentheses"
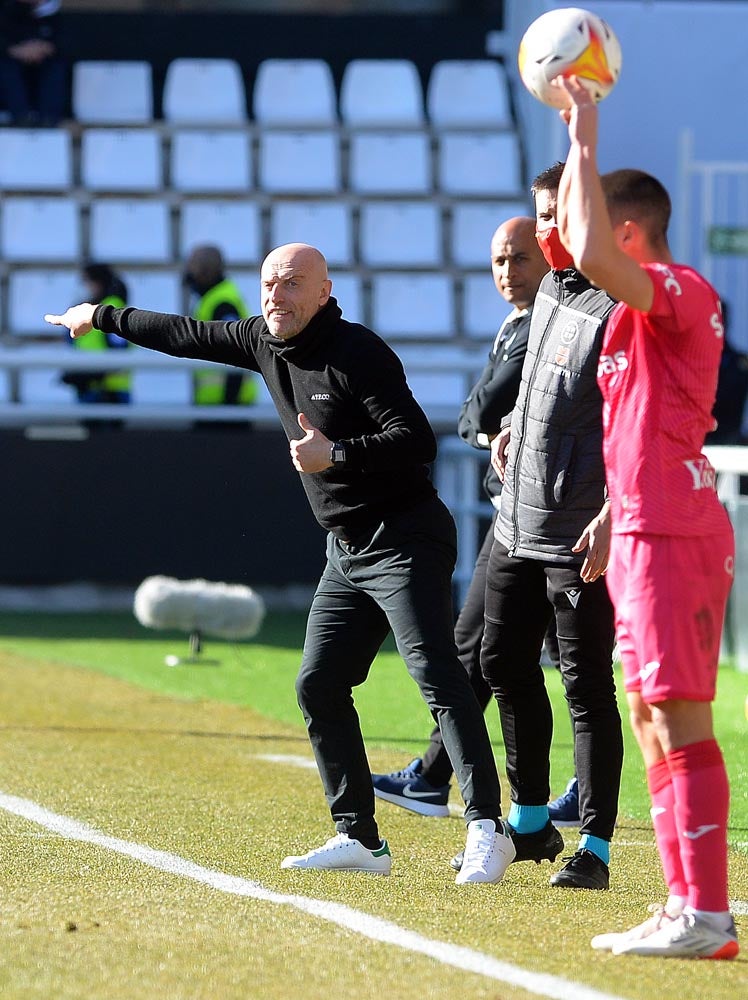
top-left (597, 262), bottom-right (729, 536)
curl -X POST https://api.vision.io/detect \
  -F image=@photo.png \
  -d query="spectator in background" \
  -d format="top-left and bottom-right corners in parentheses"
top-left (61, 263), bottom-right (130, 405)
top-left (707, 301), bottom-right (748, 445)
top-left (183, 244), bottom-right (258, 410)
top-left (0, 1), bottom-right (66, 126)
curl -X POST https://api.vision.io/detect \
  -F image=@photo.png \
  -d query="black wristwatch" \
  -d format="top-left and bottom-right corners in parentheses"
top-left (330, 441), bottom-right (347, 466)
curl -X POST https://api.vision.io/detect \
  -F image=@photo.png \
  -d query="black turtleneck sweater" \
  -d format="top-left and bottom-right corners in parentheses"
top-left (93, 298), bottom-right (437, 539)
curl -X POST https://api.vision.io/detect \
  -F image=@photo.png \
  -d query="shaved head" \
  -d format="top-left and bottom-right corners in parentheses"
top-left (261, 243), bottom-right (332, 339)
top-left (490, 215), bottom-right (549, 310)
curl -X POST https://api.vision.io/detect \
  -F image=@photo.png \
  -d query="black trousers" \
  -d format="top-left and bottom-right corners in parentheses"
top-left (295, 495), bottom-right (502, 841)
top-left (421, 514), bottom-right (563, 788)
top-left (481, 540), bottom-right (623, 842)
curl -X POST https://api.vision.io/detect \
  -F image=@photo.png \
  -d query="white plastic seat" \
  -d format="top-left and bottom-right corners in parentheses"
top-left (8, 269), bottom-right (79, 336)
top-left (359, 202), bottom-right (442, 268)
top-left (81, 128), bottom-right (162, 192)
top-left (450, 201), bottom-right (531, 267)
top-left (371, 273), bottom-right (453, 339)
top-left (0, 369), bottom-right (10, 402)
top-left (328, 273), bottom-right (364, 325)
top-left (427, 60), bottom-right (512, 129)
top-left (258, 131), bottom-right (341, 193)
top-left (253, 59), bottom-right (337, 126)
top-left (438, 132), bottom-right (522, 196)
top-left (121, 270), bottom-right (182, 314)
top-left (130, 368), bottom-right (193, 405)
top-left (340, 60), bottom-right (424, 127)
top-left (18, 364), bottom-right (77, 405)
top-left (462, 272), bottom-right (506, 338)
top-left (162, 59), bottom-right (247, 124)
top-left (406, 371), bottom-right (467, 410)
top-left (270, 202), bottom-right (352, 267)
top-left (179, 199), bottom-right (261, 265)
top-left (170, 129), bottom-right (252, 193)
top-left (89, 199), bottom-right (171, 263)
top-left (72, 60), bottom-right (153, 124)
top-left (348, 131), bottom-right (432, 194)
top-left (1, 197), bottom-right (80, 262)
top-left (0, 128), bottom-right (72, 190)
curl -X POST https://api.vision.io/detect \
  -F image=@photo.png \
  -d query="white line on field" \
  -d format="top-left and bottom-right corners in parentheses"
top-left (0, 790), bottom-right (628, 1000)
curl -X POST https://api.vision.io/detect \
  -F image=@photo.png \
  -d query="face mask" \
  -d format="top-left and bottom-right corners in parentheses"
top-left (535, 225), bottom-right (574, 271)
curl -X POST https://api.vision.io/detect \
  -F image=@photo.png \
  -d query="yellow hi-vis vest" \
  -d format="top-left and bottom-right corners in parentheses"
top-left (72, 294), bottom-right (130, 394)
top-left (193, 280), bottom-right (257, 405)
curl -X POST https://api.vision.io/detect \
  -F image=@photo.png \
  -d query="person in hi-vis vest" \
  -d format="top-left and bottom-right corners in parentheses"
top-left (61, 263), bottom-right (131, 404)
top-left (183, 245), bottom-right (258, 407)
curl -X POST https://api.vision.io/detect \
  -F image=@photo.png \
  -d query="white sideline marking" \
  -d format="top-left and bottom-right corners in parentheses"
top-left (256, 754), bottom-right (318, 770)
top-left (0, 791), bottom-right (628, 1000)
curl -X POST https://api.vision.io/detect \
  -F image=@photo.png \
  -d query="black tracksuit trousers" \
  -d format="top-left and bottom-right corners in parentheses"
top-left (295, 495), bottom-right (502, 842)
top-left (481, 540), bottom-right (623, 842)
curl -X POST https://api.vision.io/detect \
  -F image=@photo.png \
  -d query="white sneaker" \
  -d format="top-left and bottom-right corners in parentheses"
top-left (455, 818), bottom-right (516, 884)
top-left (591, 904), bottom-right (677, 951)
top-left (281, 833), bottom-right (392, 875)
top-left (612, 912), bottom-right (739, 959)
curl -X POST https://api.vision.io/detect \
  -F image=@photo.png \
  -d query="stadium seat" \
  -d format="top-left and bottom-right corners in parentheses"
top-left (253, 59), bottom-right (337, 126)
top-left (450, 200), bottom-right (531, 267)
top-left (258, 131), bottom-right (341, 193)
top-left (270, 202), bottom-right (352, 267)
top-left (121, 270), bottom-right (183, 314)
top-left (88, 199), bottom-right (171, 263)
top-left (0, 369), bottom-right (10, 403)
top-left (0, 128), bottom-right (72, 190)
top-left (438, 132), bottom-right (522, 196)
top-left (1, 197), bottom-right (80, 262)
top-left (81, 128), bottom-right (163, 192)
top-left (8, 269), bottom-right (79, 336)
top-left (340, 60), bottom-right (424, 127)
top-left (348, 131), bottom-right (432, 194)
top-left (162, 58), bottom-right (247, 124)
top-left (427, 60), bottom-right (513, 129)
top-left (359, 201), bottom-right (442, 268)
top-left (17, 356), bottom-right (77, 405)
top-left (169, 129), bottom-right (252, 193)
top-left (462, 272), bottom-right (506, 338)
top-left (130, 368), bottom-right (193, 405)
top-left (72, 60), bottom-right (153, 124)
top-left (178, 199), bottom-right (261, 265)
top-left (371, 273), bottom-right (454, 338)
top-left (396, 344), bottom-right (472, 409)
top-left (328, 272), bottom-right (364, 325)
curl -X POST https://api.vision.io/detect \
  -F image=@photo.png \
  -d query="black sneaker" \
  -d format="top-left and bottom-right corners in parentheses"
top-left (549, 848), bottom-right (609, 890)
top-left (509, 821), bottom-right (564, 864)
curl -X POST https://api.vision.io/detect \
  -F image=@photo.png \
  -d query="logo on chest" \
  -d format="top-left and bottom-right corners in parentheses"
top-left (310, 393), bottom-right (331, 401)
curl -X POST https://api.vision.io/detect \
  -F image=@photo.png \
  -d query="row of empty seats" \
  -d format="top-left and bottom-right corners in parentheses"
top-left (0, 127), bottom-right (521, 198)
top-left (72, 58), bottom-right (513, 129)
top-left (1, 268), bottom-right (512, 341)
top-left (0, 196), bottom-right (528, 268)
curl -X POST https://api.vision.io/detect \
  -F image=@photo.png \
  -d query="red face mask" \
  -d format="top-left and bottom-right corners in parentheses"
top-left (535, 226), bottom-right (574, 271)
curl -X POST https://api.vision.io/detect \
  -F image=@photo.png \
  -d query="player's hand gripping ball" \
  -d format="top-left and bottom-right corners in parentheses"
top-left (518, 6), bottom-right (622, 109)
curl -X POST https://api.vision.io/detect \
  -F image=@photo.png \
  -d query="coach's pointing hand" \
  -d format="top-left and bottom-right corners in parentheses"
top-left (44, 303), bottom-right (97, 339)
top-left (291, 413), bottom-right (333, 473)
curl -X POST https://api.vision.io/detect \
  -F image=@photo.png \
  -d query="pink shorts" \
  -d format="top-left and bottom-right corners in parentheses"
top-left (606, 532), bottom-right (734, 703)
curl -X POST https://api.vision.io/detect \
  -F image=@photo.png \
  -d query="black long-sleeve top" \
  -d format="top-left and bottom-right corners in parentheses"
top-left (94, 298), bottom-right (437, 540)
top-left (456, 307), bottom-right (532, 501)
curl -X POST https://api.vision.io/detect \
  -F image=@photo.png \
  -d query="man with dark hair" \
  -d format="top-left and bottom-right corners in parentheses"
top-left (45, 242), bottom-right (515, 886)
top-left (482, 161), bottom-right (624, 890)
top-left (558, 76), bottom-right (737, 959)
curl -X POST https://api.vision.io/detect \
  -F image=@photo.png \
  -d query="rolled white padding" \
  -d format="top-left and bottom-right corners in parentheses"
top-left (134, 575), bottom-right (265, 640)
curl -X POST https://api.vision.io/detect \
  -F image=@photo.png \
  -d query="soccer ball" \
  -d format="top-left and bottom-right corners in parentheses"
top-left (518, 7), bottom-right (622, 109)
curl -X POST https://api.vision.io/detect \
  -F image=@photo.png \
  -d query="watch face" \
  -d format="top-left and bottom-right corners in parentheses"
top-left (332, 443), bottom-right (345, 463)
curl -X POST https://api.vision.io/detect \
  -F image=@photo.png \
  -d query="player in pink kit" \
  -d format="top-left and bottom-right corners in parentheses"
top-left (556, 75), bottom-right (738, 960)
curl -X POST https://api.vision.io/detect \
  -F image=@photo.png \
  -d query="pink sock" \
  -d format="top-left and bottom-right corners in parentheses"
top-left (667, 740), bottom-right (730, 912)
top-left (646, 758), bottom-right (687, 898)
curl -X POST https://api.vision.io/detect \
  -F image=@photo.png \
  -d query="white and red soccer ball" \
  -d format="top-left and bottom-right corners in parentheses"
top-left (518, 7), bottom-right (622, 109)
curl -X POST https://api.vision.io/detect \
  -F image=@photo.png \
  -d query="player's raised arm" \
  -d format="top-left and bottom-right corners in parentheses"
top-left (556, 75), bottom-right (654, 313)
top-left (44, 303), bottom-right (97, 339)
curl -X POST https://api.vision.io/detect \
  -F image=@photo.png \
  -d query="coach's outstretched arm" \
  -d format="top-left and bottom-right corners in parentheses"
top-left (45, 303), bottom-right (97, 339)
